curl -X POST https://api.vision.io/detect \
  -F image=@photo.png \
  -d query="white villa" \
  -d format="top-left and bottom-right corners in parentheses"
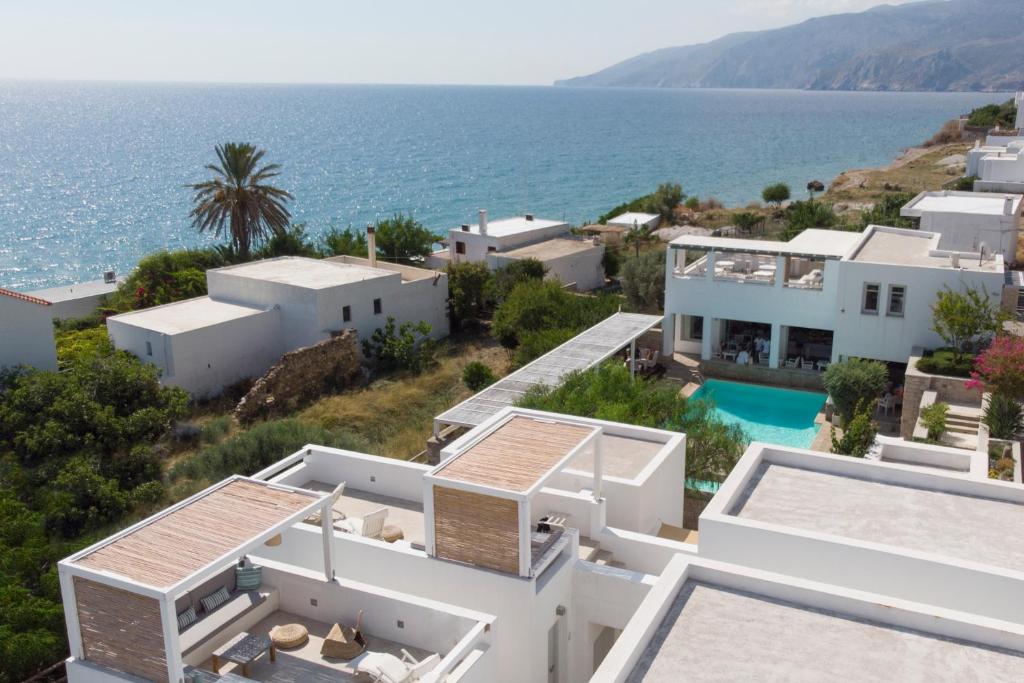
top-left (107, 253), bottom-right (448, 397)
top-left (426, 210), bottom-right (605, 291)
top-left (58, 407), bottom-right (1024, 682)
top-left (901, 190), bottom-right (1022, 262)
top-left (663, 225), bottom-right (1013, 369)
top-left (605, 213), bottom-right (660, 232)
top-left (965, 93), bottom-right (1024, 192)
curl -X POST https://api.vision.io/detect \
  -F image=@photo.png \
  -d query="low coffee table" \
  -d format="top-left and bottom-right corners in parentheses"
top-left (212, 633), bottom-right (275, 677)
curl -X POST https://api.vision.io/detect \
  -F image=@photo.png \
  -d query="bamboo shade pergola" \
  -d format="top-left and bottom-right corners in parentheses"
top-left (434, 416), bottom-right (593, 492)
top-left (74, 479), bottom-right (321, 588)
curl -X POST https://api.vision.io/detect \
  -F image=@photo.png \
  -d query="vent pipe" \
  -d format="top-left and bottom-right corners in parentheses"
top-left (366, 225), bottom-right (377, 268)
top-left (478, 209), bottom-right (488, 236)
top-left (1005, 196), bottom-right (1015, 216)
top-left (525, 213), bottom-right (534, 222)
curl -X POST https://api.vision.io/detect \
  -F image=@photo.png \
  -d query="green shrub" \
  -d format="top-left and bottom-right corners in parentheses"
top-left (602, 248), bottom-right (621, 278)
top-left (107, 249), bottom-right (225, 311)
top-left (761, 182), bottom-right (791, 206)
top-left (321, 226), bottom-right (368, 256)
top-left (462, 361), bottom-right (497, 391)
top-left (953, 175), bottom-right (978, 192)
top-left (966, 99), bottom-right (1017, 128)
top-left (823, 358), bottom-right (888, 425)
top-left (598, 182), bottom-right (685, 224)
top-left (489, 258), bottom-right (546, 304)
top-left (55, 325), bottom-right (113, 369)
top-left (916, 349), bottom-right (975, 378)
top-left (620, 251), bottom-right (665, 312)
top-left (171, 418), bottom-right (368, 482)
top-left (830, 399), bottom-right (877, 457)
top-left (373, 213), bottom-right (442, 263)
top-left (362, 317), bottom-right (437, 374)
top-left (782, 199), bottom-right (842, 239)
top-left (920, 402), bottom-right (949, 441)
top-left (200, 415), bottom-right (233, 444)
top-left (446, 261), bottom-right (493, 324)
top-left (859, 193), bottom-right (915, 229)
top-left (984, 393), bottom-right (1022, 440)
top-left (515, 328), bottom-right (577, 367)
top-left (254, 223), bottom-right (320, 258)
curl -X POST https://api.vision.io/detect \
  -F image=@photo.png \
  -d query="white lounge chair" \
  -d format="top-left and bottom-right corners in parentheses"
top-left (355, 648), bottom-right (441, 683)
top-left (785, 358), bottom-right (799, 368)
top-left (337, 507), bottom-right (388, 539)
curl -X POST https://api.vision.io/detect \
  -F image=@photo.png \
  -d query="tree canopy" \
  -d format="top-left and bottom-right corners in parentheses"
top-left (373, 213), bottom-right (441, 264)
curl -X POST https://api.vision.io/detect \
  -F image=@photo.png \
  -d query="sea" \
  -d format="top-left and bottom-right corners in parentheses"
top-left (0, 81), bottom-right (1006, 289)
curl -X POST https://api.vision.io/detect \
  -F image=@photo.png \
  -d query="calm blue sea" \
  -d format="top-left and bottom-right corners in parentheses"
top-left (0, 81), bottom-right (1005, 289)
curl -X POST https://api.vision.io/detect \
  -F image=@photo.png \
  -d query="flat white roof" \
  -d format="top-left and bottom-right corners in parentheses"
top-left (452, 216), bottom-right (567, 238)
top-left (499, 238), bottom-right (601, 259)
top-left (629, 579), bottom-right (1024, 681)
top-left (731, 460), bottom-right (1024, 572)
top-left (436, 312), bottom-right (661, 429)
top-left (26, 278), bottom-right (119, 303)
top-left (214, 256), bottom-right (393, 288)
top-left (849, 226), bottom-right (1001, 271)
top-left (108, 296), bottom-right (269, 335)
top-left (902, 190), bottom-right (1022, 217)
top-left (670, 228), bottom-right (860, 259)
top-left (607, 212), bottom-right (660, 226)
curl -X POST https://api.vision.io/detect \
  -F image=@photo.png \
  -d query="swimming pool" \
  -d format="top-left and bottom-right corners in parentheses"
top-left (689, 379), bottom-right (827, 448)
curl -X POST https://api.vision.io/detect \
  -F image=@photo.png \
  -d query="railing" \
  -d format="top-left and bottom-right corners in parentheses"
top-left (19, 660), bottom-right (67, 683)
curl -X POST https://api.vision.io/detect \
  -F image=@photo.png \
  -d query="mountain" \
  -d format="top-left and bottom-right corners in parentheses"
top-left (555, 0), bottom-right (1024, 92)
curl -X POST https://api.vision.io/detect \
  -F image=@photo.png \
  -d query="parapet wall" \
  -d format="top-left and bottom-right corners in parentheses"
top-left (235, 330), bottom-right (361, 423)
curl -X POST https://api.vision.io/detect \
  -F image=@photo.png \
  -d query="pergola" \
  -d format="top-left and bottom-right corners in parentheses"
top-left (58, 476), bottom-right (334, 683)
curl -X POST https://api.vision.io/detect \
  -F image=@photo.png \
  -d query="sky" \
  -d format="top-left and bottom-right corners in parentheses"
top-left (0, 0), bottom-right (926, 85)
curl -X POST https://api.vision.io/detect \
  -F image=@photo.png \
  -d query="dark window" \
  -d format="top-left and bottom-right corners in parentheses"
top-left (342, 305), bottom-right (351, 323)
top-left (373, 298), bottom-right (382, 315)
top-left (689, 316), bottom-right (703, 340)
top-left (455, 241), bottom-right (466, 255)
top-left (487, 246), bottom-right (497, 253)
top-left (887, 285), bottom-right (906, 317)
top-left (862, 283), bottom-right (880, 314)
top-left (145, 341), bottom-right (153, 356)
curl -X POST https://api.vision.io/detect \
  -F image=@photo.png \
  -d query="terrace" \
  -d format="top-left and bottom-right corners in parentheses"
top-left (59, 476), bottom-right (492, 683)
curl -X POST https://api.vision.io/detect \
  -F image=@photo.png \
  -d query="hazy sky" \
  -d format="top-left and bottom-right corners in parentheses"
top-left (0, 0), bottom-right (924, 85)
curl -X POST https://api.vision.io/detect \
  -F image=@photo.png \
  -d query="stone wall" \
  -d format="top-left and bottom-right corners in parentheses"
top-left (900, 355), bottom-right (982, 439)
top-left (699, 359), bottom-right (825, 391)
top-left (235, 330), bottom-right (361, 424)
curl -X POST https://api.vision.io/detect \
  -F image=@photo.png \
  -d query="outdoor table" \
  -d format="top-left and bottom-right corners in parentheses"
top-left (212, 633), bottom-right (275, 677)
top-left (715, 260), bottom-right (735, 270)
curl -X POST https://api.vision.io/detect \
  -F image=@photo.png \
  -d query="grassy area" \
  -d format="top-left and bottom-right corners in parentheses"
top-left (916, 349), bottom-right (975, 378)
top-left (298, 337), bottom-right (506, 459)
top-left (826, 142), bottom-right (971, 206)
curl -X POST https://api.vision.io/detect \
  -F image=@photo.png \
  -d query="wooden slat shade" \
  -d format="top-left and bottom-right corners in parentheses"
top-left (75, 480), bottom-right (319, 588)
top-left (75, 577), bottom-right (168, 682)
top-left (436, 416), bottom-right (593, 492)
top-left (433, 487), bottom-right (520, 574)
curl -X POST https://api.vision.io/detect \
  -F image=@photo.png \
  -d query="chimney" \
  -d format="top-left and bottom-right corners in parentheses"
top-left (1005, 196), bottom-right (1015, 216)
top-left (103, 269), bottom-right (116, 284)
top-left (366, 224), bottom-right (377, 268)
top-left (525, 213), bottom-right (534, 222)
top-left (478, 209), bottom-right (488, 236)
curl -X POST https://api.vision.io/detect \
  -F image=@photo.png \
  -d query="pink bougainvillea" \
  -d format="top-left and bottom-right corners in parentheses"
top-left (967, 336), bottom-right (1024, 398)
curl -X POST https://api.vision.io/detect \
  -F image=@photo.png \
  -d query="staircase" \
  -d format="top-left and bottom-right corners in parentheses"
top-left (578, 536), bottom-right (624, 569)
top-left (943, 404), bottom-right (983, 450)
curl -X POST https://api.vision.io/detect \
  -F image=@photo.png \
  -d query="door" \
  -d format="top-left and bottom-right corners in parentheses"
top-left (547, 621), bottom-right (559, 683)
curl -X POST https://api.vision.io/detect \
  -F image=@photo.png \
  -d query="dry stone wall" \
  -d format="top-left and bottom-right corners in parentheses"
top-left (235, 330), bottom-right (361, 423)
top-left (901, 355), bottom-right (982, 439)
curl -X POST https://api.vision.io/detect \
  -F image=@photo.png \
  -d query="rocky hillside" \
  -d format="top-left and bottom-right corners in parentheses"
top-left (556, 0), bottom-right (1024, 92)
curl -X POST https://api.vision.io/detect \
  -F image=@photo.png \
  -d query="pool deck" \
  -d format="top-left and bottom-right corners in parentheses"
top-left (626, 580), bottom-right (1024, 682)
top-left (731, 462), bottom-right (1024, 571)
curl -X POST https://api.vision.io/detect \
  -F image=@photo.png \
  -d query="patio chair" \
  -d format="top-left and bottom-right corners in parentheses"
top-left (877, 394), bottom-right (896, 416)
top-left (304, 481), bottom-right (347, 526)
top-left (356, 649), bottom-right (441, 683)
top-left (785, 358), bottom-right (799, 369)
top-left (800, 358), bottom-right (814, 370)
top-left (337, 507), bottom-right (389, 539)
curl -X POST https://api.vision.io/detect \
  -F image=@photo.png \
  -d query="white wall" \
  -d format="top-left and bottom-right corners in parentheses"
top-left (488, 245), bottom-right (606, 292)
top-left (448, 223), bottom-right (572, 266)
top-left (916, 209), bottom-right (1020, 262)
top-left (0, 296), bottom-right (57, 371)
top-left (270, 446), bottom-right (431, 503)
top-left (833, 257), bottom-right (1004, 363)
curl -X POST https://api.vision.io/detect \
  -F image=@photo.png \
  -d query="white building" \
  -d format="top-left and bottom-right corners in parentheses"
top-left (108, 255), bottom-right (448, 397)
top-left (605, 213), bottom-right (660, 232)
top-left (0, 288), bottom-right (58, 371)
top-left (901, 190), bottom-right (1022, 262)
top-left (58, 405), bottom-right (1024, 683)
top-left (663, 225), bottom-right (1011, 367)
top-left (25, 274), bottom-right (121, 320)
top-left (425, 210), bottom-right (605, 291)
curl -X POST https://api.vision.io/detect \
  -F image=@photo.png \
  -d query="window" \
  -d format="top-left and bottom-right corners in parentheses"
top-left (455, 241), bottom-right (466, 255)
top-left (887, 285), bottom-right (906, 317)
top-left (486, 246), bottom-right (497, 253)
top-left (373, 298), bottom-right (382, 315)
top-left (861, 283), bottom-right (880, 314)
top-left (145, 341), bottom-right (153, 356)
top-left (689, 316), bottom-right (703, 340)
top-left (342, 305), bottom-right (351, 323)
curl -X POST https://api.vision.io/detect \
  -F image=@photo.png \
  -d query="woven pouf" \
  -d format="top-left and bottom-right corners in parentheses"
top-left (271, 623), bottom-right (309, 649)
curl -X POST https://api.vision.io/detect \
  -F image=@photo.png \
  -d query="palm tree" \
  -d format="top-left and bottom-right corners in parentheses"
top-left (187, 143), bottom-right (293, 259)
top-left (624, 223), bottom-right (657, 258)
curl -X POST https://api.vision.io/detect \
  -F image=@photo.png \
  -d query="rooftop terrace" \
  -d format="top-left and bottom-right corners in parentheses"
top-left (901, 190), bottom-right (1022, 217)
top-left (453, 216), bottom-right (566, 238)
top-left (628, 579), bottom-right (1024, 682)
top-left (215, 256), bottom-right (392, 288)
top-left (498, 237), bottom-right (600, 260)
top-left (849, 226), bottom-right (1001, 270)
top-left (108, 296), bottom-right (269, 334)
top-left (669, 229), bottom-right (860, 259)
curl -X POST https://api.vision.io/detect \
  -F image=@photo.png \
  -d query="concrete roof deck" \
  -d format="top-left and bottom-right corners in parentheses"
top-left (453, 216), bottom-right (567, 238)
top-left (26, 278), bottom-right (119, 302)
top-left (902, 190), bottom-right (1022, 216)
top-left (607, 212), bottom-right (660, 226)
top-left (108, 296), bottom-right (270, 334)
top-left (214, 256), bottom-right (393, 289)
top-left (730, 461), bottom-right (1024, 572)
top-left (498, 237), bottom-right (601, 260)
top-left (670, 229), bottom-right (859, 259)
top-left (325, 255), bottom-right (441, 282)
top-left (73, 479), bottom-right (324, 589)
top-left (434, 415), bottom-right (595, 493)
top-left (849, 226), bottom-right (1000, 270)
top-left (627, 580), bottom-right (1024, 682)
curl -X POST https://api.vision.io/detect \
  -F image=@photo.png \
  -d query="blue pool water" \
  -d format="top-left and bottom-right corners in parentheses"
top-left (689, 379), bottom-right (826, 448)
